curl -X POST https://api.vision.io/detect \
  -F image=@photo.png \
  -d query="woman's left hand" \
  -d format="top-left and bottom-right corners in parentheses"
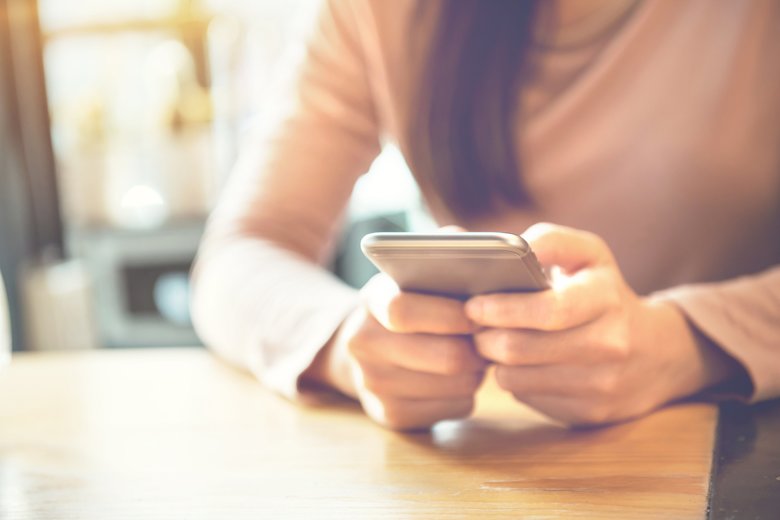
top-left (465, 223), bottom-right (739, 426)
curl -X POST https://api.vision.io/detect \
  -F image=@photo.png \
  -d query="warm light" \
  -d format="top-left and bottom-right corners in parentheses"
top-left (118, 184), bottom-right (169, 228)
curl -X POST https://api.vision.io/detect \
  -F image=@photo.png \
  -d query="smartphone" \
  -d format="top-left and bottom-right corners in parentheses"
top-left (360, 232), bottom-right (549, 298)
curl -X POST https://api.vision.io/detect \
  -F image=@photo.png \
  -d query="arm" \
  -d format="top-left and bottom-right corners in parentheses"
top-left (191, 0), bottom-right (380, 401)
top-left (192, 1), bottom-right (486, 428)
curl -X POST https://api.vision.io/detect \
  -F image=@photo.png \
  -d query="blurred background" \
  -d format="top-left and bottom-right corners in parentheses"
top-left (0, 0), bottom-right (430, 354)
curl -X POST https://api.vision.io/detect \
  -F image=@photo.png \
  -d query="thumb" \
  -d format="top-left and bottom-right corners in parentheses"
top-left (437, 225), bottom-right (468, 233)
top-left (522, 223), bottom-right (614, 273)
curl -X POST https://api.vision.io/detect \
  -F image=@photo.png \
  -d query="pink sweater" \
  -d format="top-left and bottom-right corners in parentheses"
top-left (192, 0), bottom-right (780, 402)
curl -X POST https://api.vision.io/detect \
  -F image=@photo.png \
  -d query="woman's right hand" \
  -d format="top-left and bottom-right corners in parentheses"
top-left (311, 273), bottom-right (487, 430)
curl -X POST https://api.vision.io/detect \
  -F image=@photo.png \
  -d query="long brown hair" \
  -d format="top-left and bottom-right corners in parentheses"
top-left (409, 1), bottom-right (541, 219)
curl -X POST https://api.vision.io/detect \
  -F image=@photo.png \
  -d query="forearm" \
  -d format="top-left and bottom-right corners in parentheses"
top-left (191, 232), bottom-right (358, 401)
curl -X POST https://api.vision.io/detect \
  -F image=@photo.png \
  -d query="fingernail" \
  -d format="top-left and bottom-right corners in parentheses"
top-left (465, 299), bottom-right (482, 320)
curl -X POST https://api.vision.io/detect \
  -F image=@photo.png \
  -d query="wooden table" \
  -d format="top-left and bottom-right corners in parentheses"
top-left (0, 348), bottom-right (718, 519)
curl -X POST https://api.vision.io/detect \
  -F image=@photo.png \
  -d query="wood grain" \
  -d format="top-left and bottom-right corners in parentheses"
top-left (0, 348), bottom-right (716, 519)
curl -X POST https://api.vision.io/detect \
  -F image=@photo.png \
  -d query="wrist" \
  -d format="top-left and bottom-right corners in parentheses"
top-left (644, 298), bottom-right (743, 400)
top-left (300, 310), bottom-right (361, 400)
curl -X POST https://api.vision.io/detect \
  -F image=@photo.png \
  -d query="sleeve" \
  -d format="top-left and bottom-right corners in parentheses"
top-left (190, 0), bottom-right (382, 402)
top-left (652, 265), bottom-right (780, 402)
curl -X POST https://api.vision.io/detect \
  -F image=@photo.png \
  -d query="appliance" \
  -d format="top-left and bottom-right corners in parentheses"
top-left (70, 221), bottom-right (203, 348)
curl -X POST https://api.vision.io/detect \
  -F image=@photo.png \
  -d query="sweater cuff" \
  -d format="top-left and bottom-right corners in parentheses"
top-left (247, 285), bottom-right (359, 405)
top-left (651, 269), bottom-right (780, 403)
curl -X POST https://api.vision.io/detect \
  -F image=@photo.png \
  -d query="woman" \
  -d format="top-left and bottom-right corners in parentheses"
top-left (192, 0), bottom-right (780, 430)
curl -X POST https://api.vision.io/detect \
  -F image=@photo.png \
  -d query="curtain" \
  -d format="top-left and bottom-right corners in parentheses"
top-left (0, 0), bottom-right (62, 351)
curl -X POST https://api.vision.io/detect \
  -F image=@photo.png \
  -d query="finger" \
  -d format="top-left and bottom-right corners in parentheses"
top-left (522, 222), bottom-right (614, 272)
top-left (437, 225), bottom-right (468, 233)
top-left (359, 391), bottom-right (475, 431)
top-left (465, 268), bottom-right (616, 330)
top-left (349, 316), bottom-right (487, 375)
top-left (362, 273), bottom-right (476, 334)
top-left (493, 364), bottom-right (617, 398)
top-left (359, 362), bottom-right (485, 399)
top-left (474, 322), bottom-right (628, 366)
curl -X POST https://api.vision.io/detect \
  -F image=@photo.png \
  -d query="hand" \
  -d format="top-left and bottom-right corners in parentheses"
top-left (308, 273), bottom-right (487, 430)
top-left (465, 223), bottom-right (739, 426)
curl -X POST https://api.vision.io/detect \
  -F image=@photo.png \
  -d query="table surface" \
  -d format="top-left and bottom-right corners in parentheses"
top-left (0, 348), bottom-right (718, 519)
